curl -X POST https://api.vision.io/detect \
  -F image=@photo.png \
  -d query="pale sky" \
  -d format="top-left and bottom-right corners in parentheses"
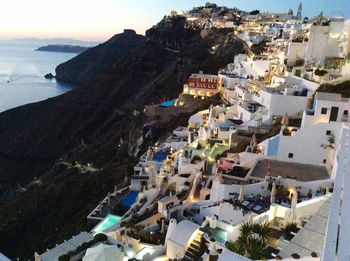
top-left (1, 0), bottom-right (349, 41)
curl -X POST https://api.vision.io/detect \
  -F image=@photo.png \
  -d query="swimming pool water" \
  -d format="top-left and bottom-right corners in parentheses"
top-left (122, 191), bottom-right (139, 208)
top-left (93, 214), bottom-right (122, 233)
top-left (152, 152), bottom-right (169, 162)
top-left (159, 100), bottom-right (176, 107)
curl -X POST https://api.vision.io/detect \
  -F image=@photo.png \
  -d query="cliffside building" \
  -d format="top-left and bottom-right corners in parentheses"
top-left (183, 72), bottom-right (219, 97)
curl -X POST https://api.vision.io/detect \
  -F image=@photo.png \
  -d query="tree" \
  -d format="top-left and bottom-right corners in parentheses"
top-left (226, 221), bottom-right (270, 260)
top-left (283, 223), bottom-right (298, 240)
top-left (245, 237), bottom-right (268, 260)
top-left (253, 221), bottom-right (271, 241)
top-left (249, 10), bottom-right (260, 15)
top-left (226, 240), bottom-right (245, 256)
top-left (94, 233), bottom-right (107, 242)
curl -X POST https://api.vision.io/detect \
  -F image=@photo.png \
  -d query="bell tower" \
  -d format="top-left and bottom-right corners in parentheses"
top-left (296, 2), bottom-right (302, 20)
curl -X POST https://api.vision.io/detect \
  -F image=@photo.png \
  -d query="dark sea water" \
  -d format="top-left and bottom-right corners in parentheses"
top-left (0, 40), bottom-right (76, 112)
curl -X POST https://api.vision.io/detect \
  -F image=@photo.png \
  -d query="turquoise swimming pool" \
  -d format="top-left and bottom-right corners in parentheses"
top-left (159, 100), bottom-right (176, 107)
top-left (93, 214), bottom-right (122, 233)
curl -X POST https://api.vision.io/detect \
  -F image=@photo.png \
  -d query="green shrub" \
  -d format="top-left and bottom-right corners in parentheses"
top-left (191, 155), bottom-right (202, 164)
top-left (58, 254), bottom-right (70, 261)
top-left (94, 233), bottom-right (108, 242)
top-left (283, 223), bottom-right (298, 240)
top-left (291, 253), bottom-right (300, 259)
top-left (314, 69), bottom-right (328, 76)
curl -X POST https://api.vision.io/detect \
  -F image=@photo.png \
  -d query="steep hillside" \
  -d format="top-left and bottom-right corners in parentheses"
top-left (55, 29), bottom-right (146, 85)
top-left (0, 16), bottom-right (244, 259)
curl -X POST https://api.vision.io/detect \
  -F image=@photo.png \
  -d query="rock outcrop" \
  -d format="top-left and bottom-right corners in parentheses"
top-left (55, 29), bottom-right (146, 85)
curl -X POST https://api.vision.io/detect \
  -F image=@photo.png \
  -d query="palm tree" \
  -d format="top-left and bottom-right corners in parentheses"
top-left (253, 221), bottom-right (271, 241)
top-left (226, 240), bottom-right (245, 256)
top-left (226, 221), bottom-right (270, 260)
top-left (245, 237), bottom-right (268, 260)
top-left (239, 220), bottom-right (254, 239)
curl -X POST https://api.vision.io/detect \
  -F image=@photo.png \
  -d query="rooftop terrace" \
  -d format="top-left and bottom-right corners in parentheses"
top-left (250, 159), bottom-right (329, 181)
top-left (279, 196), bottom-right (331, 258)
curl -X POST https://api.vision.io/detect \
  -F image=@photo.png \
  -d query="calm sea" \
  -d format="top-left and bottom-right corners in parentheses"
top-left (0, 40), bottom-right (76, 112)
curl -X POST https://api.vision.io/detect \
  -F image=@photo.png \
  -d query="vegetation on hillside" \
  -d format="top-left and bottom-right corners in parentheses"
top-left (318, 79), bottom-right (350, 98)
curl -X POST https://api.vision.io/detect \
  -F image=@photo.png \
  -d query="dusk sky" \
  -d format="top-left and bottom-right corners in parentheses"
top-left (1, 0), bottom-right (349, 41)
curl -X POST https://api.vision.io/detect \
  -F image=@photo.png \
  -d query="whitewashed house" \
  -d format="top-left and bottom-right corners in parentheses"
top-left (261, 92), bottom-right (349, 166)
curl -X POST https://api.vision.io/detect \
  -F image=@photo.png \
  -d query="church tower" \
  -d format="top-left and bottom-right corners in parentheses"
top-left (296, 2), bottom-right (302, 20)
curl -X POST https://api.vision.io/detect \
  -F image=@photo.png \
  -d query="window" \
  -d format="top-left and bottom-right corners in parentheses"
top-left (344, 110), bottom-right (348, 115)
top-left (326, 130), bottom-right (332, 136)
top-left (323, 159), bottom-right (327, 164)
top-left (321, 108), bottom-right (327, 114)
top-left (288, 153), bottom-right (294, 159)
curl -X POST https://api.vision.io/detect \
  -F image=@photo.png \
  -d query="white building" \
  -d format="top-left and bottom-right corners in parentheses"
top-left (276, 122), bottom-right (342, 165)
top-left (235, 81), bottom-right (312, 124)
top-left (286, 41), bottom-right (308, 66)
top-left (166, 220), bottom-right (202, 260)
top-left (302, 92), bottom-right (349, 129)
top-left (261, 92), bottom-right (349, 166)
top-left (305, 18), bottom-right (348, 66)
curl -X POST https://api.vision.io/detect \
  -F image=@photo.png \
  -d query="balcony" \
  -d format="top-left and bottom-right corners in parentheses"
top-left (239, 101), bottom-right (262, 114)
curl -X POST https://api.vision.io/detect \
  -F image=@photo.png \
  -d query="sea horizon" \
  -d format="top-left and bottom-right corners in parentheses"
top-left (0, 40), bottom-right (77, 113)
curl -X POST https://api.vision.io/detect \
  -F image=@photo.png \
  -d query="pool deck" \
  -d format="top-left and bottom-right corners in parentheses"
top-left (87, 187), bottom-right (130, 220)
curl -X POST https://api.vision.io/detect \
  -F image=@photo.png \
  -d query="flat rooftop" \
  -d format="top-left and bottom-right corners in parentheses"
top-left (316, 92), bottom-right (349, 103)
top-left (250, 159), bottom-right (330, 181)
top-left (279, 196), bottom-right (331, 258)
top-left (40, 232), bottom-right (93, 261)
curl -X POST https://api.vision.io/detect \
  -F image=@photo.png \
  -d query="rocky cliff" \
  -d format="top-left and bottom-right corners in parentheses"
top-left (55, 29), bottom-right (146, 85)
top-left (0, 16), bottom-right (244, 259)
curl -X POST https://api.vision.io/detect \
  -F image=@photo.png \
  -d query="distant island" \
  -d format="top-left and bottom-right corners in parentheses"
top-left (35, 44), bottom-right (90, 54)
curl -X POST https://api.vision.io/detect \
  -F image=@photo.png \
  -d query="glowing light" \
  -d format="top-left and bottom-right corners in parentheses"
top-left (227, 226), bottom-right (234, 232)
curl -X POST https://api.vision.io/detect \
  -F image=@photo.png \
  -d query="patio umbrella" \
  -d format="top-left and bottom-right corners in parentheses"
top-left (270, 183), bottom-right (277, 204)
top-left (98, 201), bottom-right (103, 214)
top-left (326, 187), bottom-right (330, 194)
top-left (83, 244), bottom-right (124, 261)
top-left (281, 113), bottom-right (289, 127)
top-left (198, 125), bottom-right (207, 139)
top-left (161, 218), bottom-right (165, 234)
top-left (289, 191), bottom-right (298, 221)
top-left (250, 134), bottom-right (257, 149)
top-left (107, 192), bottom-right (111, 205)
top-left (188, 130), bottom-right (192, 144)
top-left (238, 185), bottom-right (245, 202)
top-left (236, 153), bottom-right (241, 165)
